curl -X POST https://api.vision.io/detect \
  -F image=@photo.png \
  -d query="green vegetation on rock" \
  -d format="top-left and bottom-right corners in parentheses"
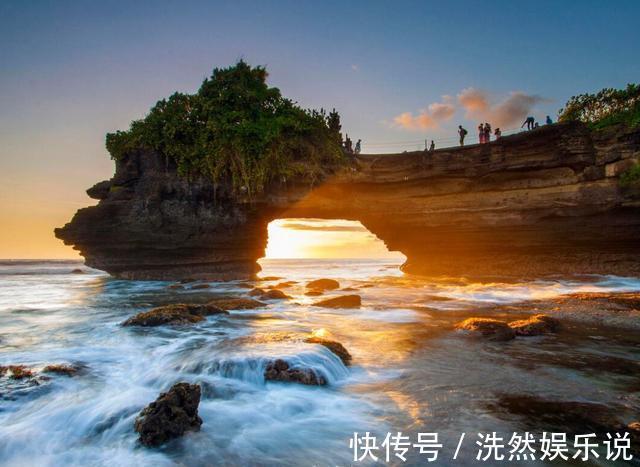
top-left (620, 163), bottom-right (640, 188)
top-left (106, 61), bottom-right (345, 196)
top-left (559, 83), bottom-right (640, 130)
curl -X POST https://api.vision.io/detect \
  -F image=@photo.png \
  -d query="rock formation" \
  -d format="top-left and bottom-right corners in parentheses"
top-left (56, 122), bottom-right (640, 280)
top-left (134, 382), bottom-right (203, 447)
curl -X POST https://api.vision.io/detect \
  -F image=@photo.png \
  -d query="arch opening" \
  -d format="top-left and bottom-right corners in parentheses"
top-left (261, 218), bottom-right (405, 261)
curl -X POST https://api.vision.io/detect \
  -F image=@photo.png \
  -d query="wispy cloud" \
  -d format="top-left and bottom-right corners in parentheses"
top-left (279, 221), bottom-right (367, 232)
top-left (393, 97), bottom-right (455, 130)
top-left (458, 88), bottom-right (547, 128)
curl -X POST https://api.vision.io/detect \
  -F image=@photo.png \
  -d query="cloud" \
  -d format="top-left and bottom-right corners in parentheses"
top-left (351, 64), bottom-right (359, 71)
top-left (393, 98), bottom-right (456, 130)
top-left (279, 222), bottom-right (367, 232)
top-left (458, 88), bottom-right (546, 128)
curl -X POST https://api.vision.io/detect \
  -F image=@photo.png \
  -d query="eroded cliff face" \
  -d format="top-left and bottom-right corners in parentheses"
top-left (56, 122), bottom-right (640, 280)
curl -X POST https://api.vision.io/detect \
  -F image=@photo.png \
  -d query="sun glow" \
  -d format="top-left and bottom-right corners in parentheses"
top-left (263, 218), bottom-right (404, 260)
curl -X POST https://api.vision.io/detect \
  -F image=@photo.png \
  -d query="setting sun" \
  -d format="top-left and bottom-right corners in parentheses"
top-left (263, 218), bottom-right (404, 259)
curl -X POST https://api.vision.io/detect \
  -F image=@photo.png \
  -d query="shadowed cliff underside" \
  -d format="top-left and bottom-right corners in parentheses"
top-left (56, 122), bottom-right (640, 280)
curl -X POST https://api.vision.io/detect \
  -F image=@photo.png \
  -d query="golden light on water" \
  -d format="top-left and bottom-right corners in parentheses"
top-left (263, 218), bottom-right (405, 259)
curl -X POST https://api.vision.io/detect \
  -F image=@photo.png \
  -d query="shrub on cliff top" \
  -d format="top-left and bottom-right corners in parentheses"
top-left (106, 61), bottom-right (345, 196)
top-left (558, 83), bottom-right (640, 129)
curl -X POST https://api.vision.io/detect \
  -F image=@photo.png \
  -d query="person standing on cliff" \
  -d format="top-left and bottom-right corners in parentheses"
top-left (521, 116), bottom-right (535, 130)
top-left (429, 140), bottom-right (435, 152)
top-left (478, 123), bottom-right (485, 144)
top-left (494, 127), bottom-right (502, 139)
top-left (484, 123), bottom-right (492, 143)
top-left (458, 125), bottom-right (467, 146)
top-left (546, 115), bottom-right (553, 125)
top-left (355, 139), bottom-right (361, 154)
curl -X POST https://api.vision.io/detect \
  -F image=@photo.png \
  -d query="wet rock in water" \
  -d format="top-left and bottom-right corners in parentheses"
top-left (167, 284), bottom-right (184, 290)
top-left (264, 359), bottom-right (327, 386)
top-left (455, 317), bottom-right (515, 341)
top-left (206, 297), bottom-right (265, 310)
top-left (306, 278), bottom-right (340, 291)
top-left (235, 282), bottom-right (255, 289)
top-left (134, 382), bottom-right (203, 447)
top-left (424, 294), bottom-right (453, 302)
top-left (270, 281), bottom-right (298, 289)
top-left (179, 278), bottom-right (196, 284)
top-left (122, 304), bottom-right (227, 327)
top-left (509, 314), bottom-right (560, 336)
top-left (191, 283), bottom-right (210, 290)
top-left (340, 287), bottom-right (357, 292)
top-left (260, 289), bottom-right (291, 300)
top-left (3, 365), bottom-right (35, 380)
top-left (304, 337), bottom-right (352, 365)
top-left (42, 364), bottom-right (80, 376)
top-left (248, 287), bottom-right (266, 297)
top-left (313, 294), bottom-right (361, 309)
top-left (305, 290), bottom-right (323, 297)
top-left (71, 268), bottom-right (84, 274)
top-left (258, 276), bottom-right (282, 282)
top-left (629, 421), bottom-right (640, 432)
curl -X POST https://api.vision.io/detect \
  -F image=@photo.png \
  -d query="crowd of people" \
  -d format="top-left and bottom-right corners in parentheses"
top-left (455, 115), bottom-right (553, 147)
top-left (343, 114), bottom-right (555, 155)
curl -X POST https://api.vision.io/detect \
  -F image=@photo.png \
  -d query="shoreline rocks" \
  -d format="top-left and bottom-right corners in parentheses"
top-left (134, 382), bottom-right (203, 447)
top-left (42, 364), bottom-right (80, 376)
top-left (122, 304), bottom-right (227, 327)
top-left (264, 359), bottom-right (327, 386)
top-left (304, 337), bottom-right (352, 365)
top-left (206, 297), bottom-right (265, 310)
top-left (312, 295), bottom-right (361, 309)
top-left (509, 314), bottom-right (560, 336)
top-left (456, 318), bottom-right (516, 341)
top-left (306, 279), bottom-right (340, 292)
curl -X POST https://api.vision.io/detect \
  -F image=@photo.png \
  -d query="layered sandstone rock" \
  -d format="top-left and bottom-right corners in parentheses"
top-left (56, 122), bottom-right (640, 280)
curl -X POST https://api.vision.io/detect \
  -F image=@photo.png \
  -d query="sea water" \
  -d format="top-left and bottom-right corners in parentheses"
top-left (0, 259), bottom-right (639, 466)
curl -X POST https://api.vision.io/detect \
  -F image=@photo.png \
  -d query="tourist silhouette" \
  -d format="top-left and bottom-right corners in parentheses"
top-left (522, 116), bottom-right (535, 130)
top-left (546, 115), bottom-right (553, 125)
top-left (478, 123), bottom-right (485, 144)
top-left (355, 139), bottom-right (361, 154)
top-left (458, 125), bottom-right (467, 146)
top-left (429, 140), bottom-right (435, 152)
top-left (494, 127), bottom-right (502, 139)
top-left (484, 123), bottom-right (492, 143)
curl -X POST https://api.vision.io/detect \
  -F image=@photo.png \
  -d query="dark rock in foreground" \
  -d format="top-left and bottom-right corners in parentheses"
top-left (304, 337), bottom-right (352, 365)
top-left (509, 314), bottom-right (560, 336)
top-left (122, 304), bottom-right (227, 326)
top-left (191, 283), bottom-right (210, 290)
top-left (71, 268), bottom-right (84, 274)
top-left (306, 279), bottom-right (340, 291)
top-left (0, 365), bottom-right (35, 380)
top-left (313, 295), bottom-right (361, 309)
top-left (456, 317), bottom-right (516, 341)
top-left (134, 382), bottom-right (203, 447)
top-left (264, 359), bottom-right (327, 386)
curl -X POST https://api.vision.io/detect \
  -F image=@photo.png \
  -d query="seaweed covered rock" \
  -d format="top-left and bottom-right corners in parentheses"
top-left (509, 314), bottom-right (561, 336)
top-left (122, 304), bottom-right (227, 326)
top-left (304, 337), bottom-right (352, 365)
top-left (312, 295), bottom-right (361, 309)
top-left (306, 279), bottom-right (340, 291)
top-left (134, 382), bottom-right (203, 447)
top-left (456, 317), bottom-right (516, 342)
top-left (264, 359), bottom-right (327, 386)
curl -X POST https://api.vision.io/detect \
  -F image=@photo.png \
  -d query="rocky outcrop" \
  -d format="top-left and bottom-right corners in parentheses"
top-left (306, 279), bottom-right (340, 291)
top-left (122, 304), bottom-right (227, 326)
top-left (264, 359), bottom-right (327, 386)
top-left (206, 297), bottom-right (265, 310)
top-left (509, 314), bottom-right (560, 336)
top-left (135, 382), bottom-right (203, 447)
top-left (57, 123), bottom-right (640, 280)
top-left (456, 318), bottom-right (516, 341)
top-left (312, 295), bottom-right (361, 308)
top-left (304, 337), bottom-right (352, 365)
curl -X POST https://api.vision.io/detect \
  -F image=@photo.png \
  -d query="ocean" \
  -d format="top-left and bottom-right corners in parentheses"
top-left (0, 259), bottom-right (639, 466)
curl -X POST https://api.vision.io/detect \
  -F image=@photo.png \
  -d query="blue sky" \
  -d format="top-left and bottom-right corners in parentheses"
top-left (1, 0), bottom-right (639, 257)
